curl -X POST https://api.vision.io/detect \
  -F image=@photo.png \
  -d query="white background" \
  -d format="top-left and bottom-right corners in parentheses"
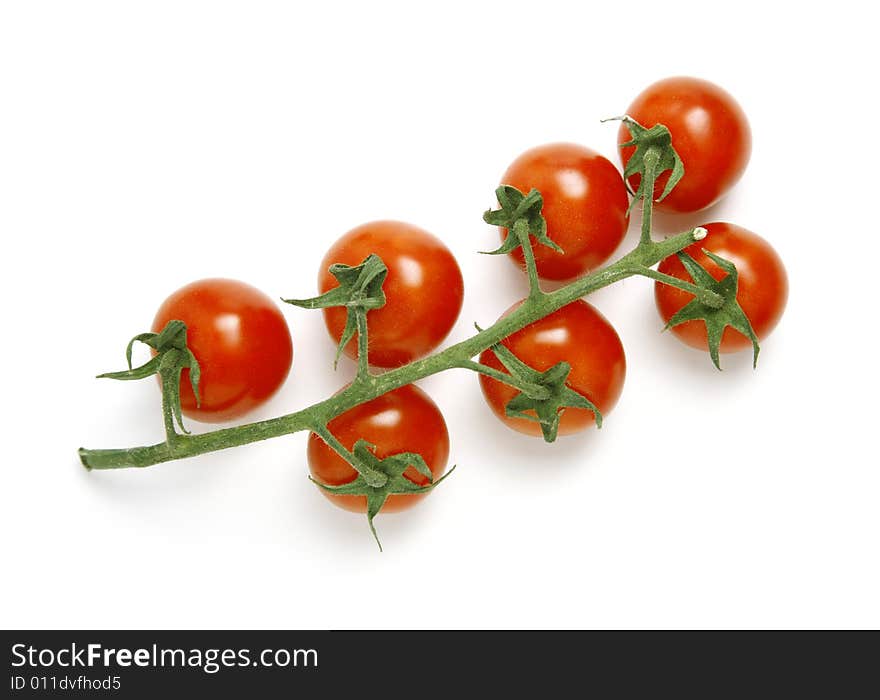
top-left (1, 1), bottom-right (877, 629)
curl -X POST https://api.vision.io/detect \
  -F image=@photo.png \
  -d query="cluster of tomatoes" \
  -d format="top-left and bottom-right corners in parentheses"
top-left (147, 76), bottom-right (788, 524)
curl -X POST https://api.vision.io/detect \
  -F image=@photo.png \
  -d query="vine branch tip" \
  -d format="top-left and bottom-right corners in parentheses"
top-left (78, 448), bottom-right (92, 470)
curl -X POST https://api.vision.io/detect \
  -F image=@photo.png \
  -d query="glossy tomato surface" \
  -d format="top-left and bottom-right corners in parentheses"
top-left (307, 384), bottom-right (450, 513)
top-left (152, 278), bottom-right (293, 422)
top-left (479, 300), bottom-right (626, 437)
top-left (500, 143), bottom-right (629, 281)
top-left (655, 222), bottom-right (788, 353)
top-left (618, 77), bottom-right (751, 213)
top-left (319, 221), bottom-right (464, 367)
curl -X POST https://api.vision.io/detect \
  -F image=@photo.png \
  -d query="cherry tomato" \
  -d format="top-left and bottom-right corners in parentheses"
top-left (152, 278), bottom-right (293, 422)
top-left (319, 221), bottom-right (464, 367)
top-left (307, 384), bottom-right (450, 513)
top-left (655, 222), bottom-right (788, 353)
top-left (499, 143), bottom-right (629, 281)
top-left (618, 77), bottom-right (751, 213)
top-left (479, 300), bottom-right (626, 437)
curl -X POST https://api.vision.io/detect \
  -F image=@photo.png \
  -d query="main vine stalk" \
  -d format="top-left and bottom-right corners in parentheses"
top-left (79, 226), bottom-right (708, 471)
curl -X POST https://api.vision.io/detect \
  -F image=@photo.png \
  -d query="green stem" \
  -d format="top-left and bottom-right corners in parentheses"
top-left (457, 360), bottom-right (551, 400)
top-left (513, 218), bottom-right (543, 299)
top-left (640, 149), bottom-right (659, 246)
top-left (159, 370), bottom-right (179, 444)
top-left (634, 264), bottom-right (723, 308)
top-left (311, 423), bottom-right (386, 487)
top-left (355, 308), bottom-right (370, 379)
top-left (79, 228), bottom-right (704, 471)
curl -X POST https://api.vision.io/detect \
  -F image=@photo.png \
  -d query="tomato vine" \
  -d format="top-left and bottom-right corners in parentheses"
top-left (80, 115), bottom-right (764, 548)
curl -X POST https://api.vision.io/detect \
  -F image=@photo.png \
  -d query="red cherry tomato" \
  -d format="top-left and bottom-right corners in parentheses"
top-left (618, 77), bottom-right (751, 213)
top-left (152, 278), bottom-right (293, 423)
top-left (319, 221), bottom-right (464, 367)
top-left (479, 300), bottom-right (626, 437)
top-left (655, 222), bottom-right (788, 353)
top-left (499, 143), bottom-right (629, 281)
top-left (307, 384), bottom-right (450, 513)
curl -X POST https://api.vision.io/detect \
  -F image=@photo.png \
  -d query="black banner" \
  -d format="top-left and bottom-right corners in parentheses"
top-left (2, 630), bottom-right (877, 697)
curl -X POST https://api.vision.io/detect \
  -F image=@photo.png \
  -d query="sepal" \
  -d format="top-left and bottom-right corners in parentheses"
top-left (665, 250), bottom-right (760, 369)
top-left (489, 341), bottom-right (602, 443)
top-left (311, 439), bottom-right (455, 551)
top-left (284, 254), bottom-right (388, 368)
top-left (482, 185), bottom-right (562, 255)
top-left (610, 116), bottom-right (685, 214)
top-left (97, 320), bottom-right (201, 434)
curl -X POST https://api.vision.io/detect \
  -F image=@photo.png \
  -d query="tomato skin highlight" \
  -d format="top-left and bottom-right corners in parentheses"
top-left (499, 143), bottom-right (630, 281)
top-left (307, 384), bottom-right (450, 513)
top-left (152, 278), bottom-right (293, 423)
top-left (655, 222), bottom-right (788, 353)
top-left (479, 300), bottom-right (626, 437)
top-left (319, 221), bottom-right (464, 367)
top-left (618, 76), bottom-right (751, 213)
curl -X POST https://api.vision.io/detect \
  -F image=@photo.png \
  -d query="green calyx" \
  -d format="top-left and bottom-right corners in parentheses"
top-left (310, 439), bottom-right (456, 551)
top-left (488, 340), bottom-right (602, 443)
top-left (608, 116), bottom-right (684, 214)
top-left (483, 185), bottom-right (562, 255)
top-left (97, 320), bottom-right (201, 435)
top-left (665, 250), bottom-right (760, 369)
top-left (283, 254), bottom-right (388, 369)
